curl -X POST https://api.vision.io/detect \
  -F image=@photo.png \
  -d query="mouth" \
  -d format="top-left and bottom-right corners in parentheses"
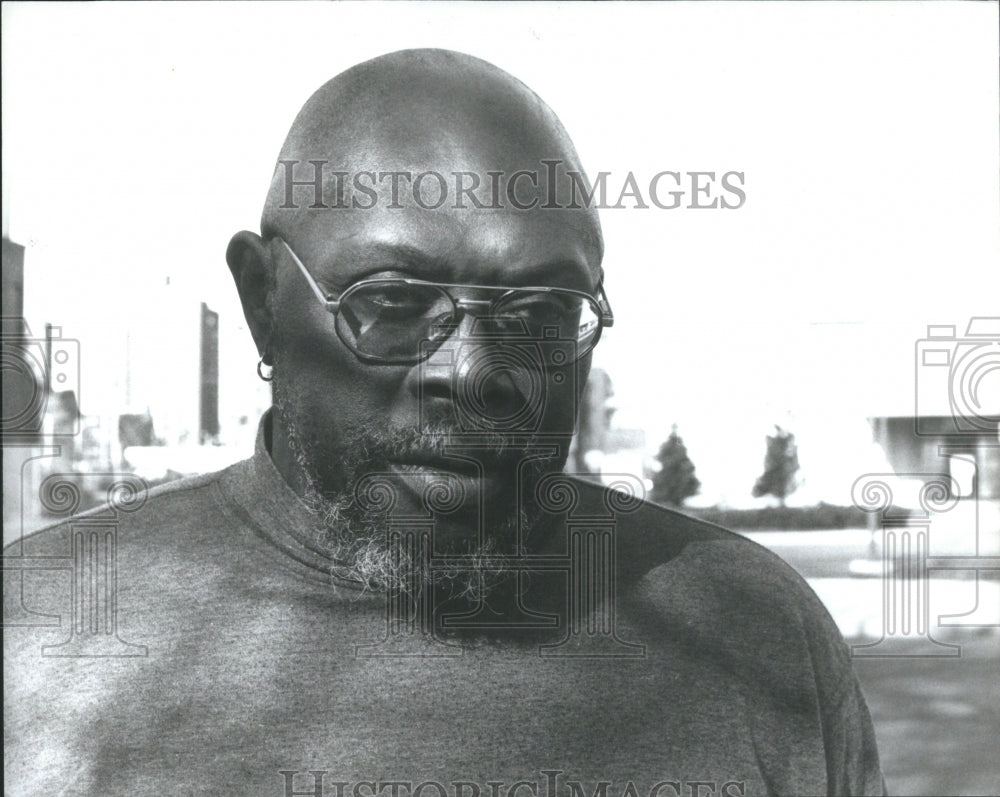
top-left (386, 453), bottom-right (506, 509)
top-left (392, 451), bottom-right (483, 476)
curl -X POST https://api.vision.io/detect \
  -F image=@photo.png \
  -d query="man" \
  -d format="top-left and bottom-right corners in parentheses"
top-left (4, 50), bottom-right (884, 795)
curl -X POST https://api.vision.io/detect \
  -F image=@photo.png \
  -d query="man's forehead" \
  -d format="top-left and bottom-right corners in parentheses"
top-left (276, 127), bottom-right (602, 241)
top-left (263, 49), bottom-right (604, 277)
top-left (292, 202), bottom-right (601, 291)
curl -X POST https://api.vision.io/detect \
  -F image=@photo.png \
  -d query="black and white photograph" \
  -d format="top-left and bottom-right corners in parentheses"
top-left (3, 3), bottom-right (998, 795)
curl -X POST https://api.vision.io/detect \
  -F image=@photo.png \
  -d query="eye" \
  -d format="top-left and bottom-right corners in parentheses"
top-left (486, 293), bottom-right (586, 342)
top-left (368, 285), bottom-right (421, 309)
top-left (347, 281), bottom-right (446, 322)
top-left (498, 294), bottom-right (579, 327)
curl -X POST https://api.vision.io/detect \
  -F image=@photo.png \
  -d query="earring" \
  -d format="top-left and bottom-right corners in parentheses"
top-left (257, 355), bottom-right (273, 382)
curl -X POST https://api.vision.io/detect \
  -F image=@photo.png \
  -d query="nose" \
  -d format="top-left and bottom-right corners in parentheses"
top-left (408, 312), bottom-right (543, 431)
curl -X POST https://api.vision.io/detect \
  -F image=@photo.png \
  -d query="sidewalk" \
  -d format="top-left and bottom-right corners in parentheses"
top-left (851, 632), bottom-right (1000, 796)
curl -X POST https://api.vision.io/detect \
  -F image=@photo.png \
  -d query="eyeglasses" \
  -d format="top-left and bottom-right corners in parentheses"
top-left (275, 237), bottom-right (614, 365)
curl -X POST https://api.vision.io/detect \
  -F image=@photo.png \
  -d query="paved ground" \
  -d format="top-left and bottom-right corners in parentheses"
top-left (850, 633), bottom-right (1000, 797)
top-left (743, 530), bottom-right (1000, 796)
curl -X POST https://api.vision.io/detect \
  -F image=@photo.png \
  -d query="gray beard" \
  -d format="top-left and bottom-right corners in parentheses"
top-left (273, 385), bottom-right (563, 602)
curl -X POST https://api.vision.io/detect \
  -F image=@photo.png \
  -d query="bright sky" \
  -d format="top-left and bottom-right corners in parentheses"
top-left (3, 2), bottom-right (998, 505)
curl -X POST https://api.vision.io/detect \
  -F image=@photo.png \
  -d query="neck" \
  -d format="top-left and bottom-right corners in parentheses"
top-left (267, 409), bottom-right (313, 501)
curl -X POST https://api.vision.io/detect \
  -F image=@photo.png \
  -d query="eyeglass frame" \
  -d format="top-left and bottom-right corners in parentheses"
top-left (274, 236), bottom-right (614, 365)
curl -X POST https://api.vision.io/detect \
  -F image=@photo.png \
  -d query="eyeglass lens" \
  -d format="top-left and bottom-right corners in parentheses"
top-left (334, 282), bottom-right (600, 362)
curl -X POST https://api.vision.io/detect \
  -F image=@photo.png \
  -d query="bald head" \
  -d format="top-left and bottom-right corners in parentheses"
top-left (228, 49), bottom-right (609, 531)
top-left (261, 48), bottom-right (602, 255)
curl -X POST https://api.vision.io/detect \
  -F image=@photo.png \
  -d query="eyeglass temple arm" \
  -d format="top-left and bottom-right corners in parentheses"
top-left (597, 281), bottom-right (615, 328)
top-left (278, 237), bottom-right (342, 311)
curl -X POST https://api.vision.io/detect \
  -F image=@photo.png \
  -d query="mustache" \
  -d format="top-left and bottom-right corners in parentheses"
top-left (273, 383), bottom-right (568, 507)
top-left (389, 425), bottom-right (553, 461)
top-left (343, 415), bottom-right (564, 475)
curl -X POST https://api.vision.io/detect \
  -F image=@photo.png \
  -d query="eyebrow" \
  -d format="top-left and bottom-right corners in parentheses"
top-left (326, 242), bottom-right (597, 292)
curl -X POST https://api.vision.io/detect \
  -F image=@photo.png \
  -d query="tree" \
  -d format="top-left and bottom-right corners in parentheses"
top-left (752, 425), bottom-right (800, 506)
top-left (650, 425), bottom-right (700, 507)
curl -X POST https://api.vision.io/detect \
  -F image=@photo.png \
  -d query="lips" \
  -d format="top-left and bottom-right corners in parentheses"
top-left (392, 452), bottom-right (483, 476)
top-left (386, 454), bottom-right (505, 510)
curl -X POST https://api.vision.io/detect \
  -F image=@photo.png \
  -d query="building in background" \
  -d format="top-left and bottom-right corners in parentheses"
top-left (2, 229), bottom-right (271, 542)
top-left (871, 416), bottom-right (1000, 505)
top-left (570, 368), bottom-right (651, 488)
top-left (571, 367), bottom-right (613, 474)
top-left (869, 316), bottom-right (1000, 520)
top-left (199, 302), bottom-right (220, 444)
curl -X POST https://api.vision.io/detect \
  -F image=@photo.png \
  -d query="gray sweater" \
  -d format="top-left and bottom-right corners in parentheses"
top-left (4, 416), bottom-right (884, 796)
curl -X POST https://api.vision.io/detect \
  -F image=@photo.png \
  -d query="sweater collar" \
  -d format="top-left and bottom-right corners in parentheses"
top-left (221, 409), bottom-right (371, 588)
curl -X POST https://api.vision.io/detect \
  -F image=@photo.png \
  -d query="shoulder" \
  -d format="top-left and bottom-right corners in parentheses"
top-left (565, 474), bottom-right (828, 611)
top-left (3, 465), bottom-right (243, 653)
top-left (562, 473), bottom-right (767, 581)
top-left (3, 462), bottom-right (250, 683)
top-left (4, 464), bottom-right (240, 559)
top-left (566, 475), bottom-right (853, 695)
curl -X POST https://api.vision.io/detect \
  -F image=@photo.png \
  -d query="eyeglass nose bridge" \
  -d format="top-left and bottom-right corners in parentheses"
top-left (426, 296), bottom-right (496, 346)
top-left (442, 294), bottom-right (540, 339)
top-left (436, 295), bottom-right (504, 338)
top-left (452, 297), bottom-right (494, 312)
top-left (423, 293), bottom-right (530, 360)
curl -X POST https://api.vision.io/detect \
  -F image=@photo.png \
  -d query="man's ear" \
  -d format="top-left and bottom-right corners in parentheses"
top-left (226, 231), bottom-right (275, 360)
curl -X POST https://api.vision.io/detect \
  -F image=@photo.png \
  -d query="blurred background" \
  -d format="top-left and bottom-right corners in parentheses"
top-left (3, 3), bottom-right (998, 794)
